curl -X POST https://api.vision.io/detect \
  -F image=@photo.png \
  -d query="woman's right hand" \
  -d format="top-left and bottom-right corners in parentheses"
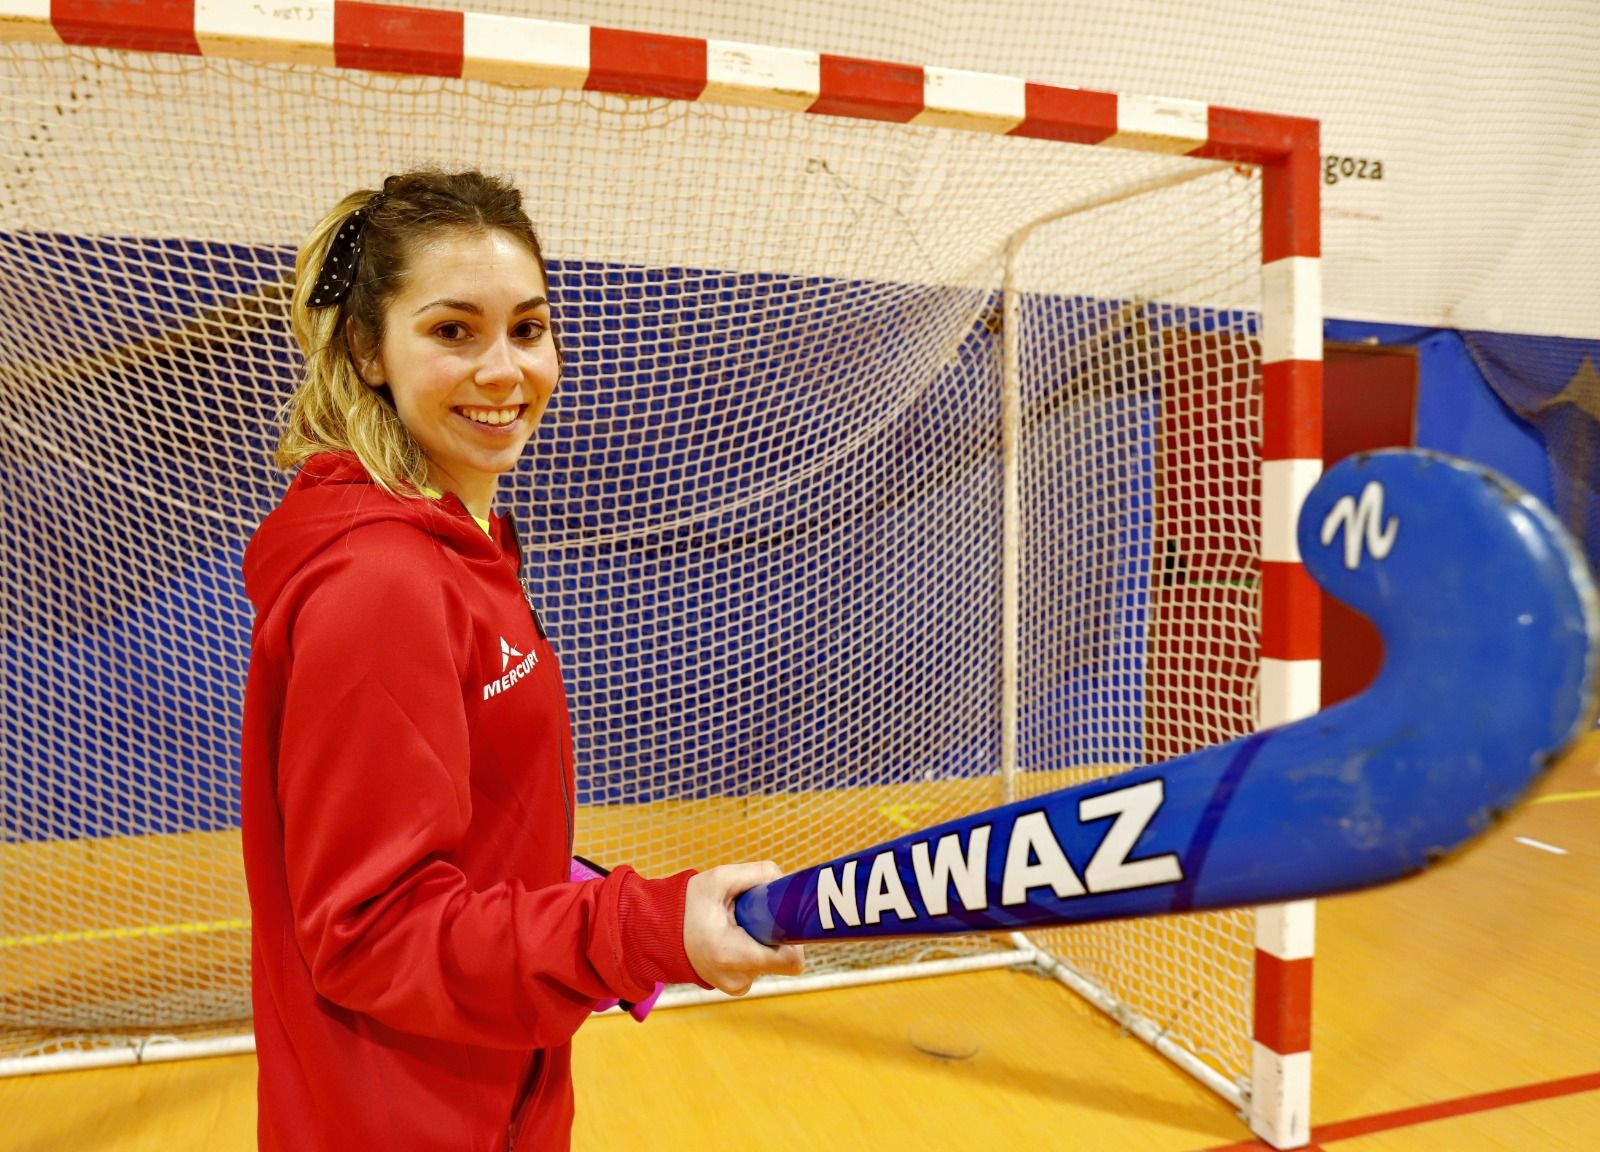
top-left (683, 862), bottom-right (805, 996)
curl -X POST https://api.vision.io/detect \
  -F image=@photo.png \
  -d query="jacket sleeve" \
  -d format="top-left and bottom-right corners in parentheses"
top-left (274, 528), bottom-right (703, 1049)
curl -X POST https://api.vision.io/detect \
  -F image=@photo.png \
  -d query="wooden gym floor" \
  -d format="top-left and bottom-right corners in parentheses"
top-left (2, 730), bottom-right (1597, 1150)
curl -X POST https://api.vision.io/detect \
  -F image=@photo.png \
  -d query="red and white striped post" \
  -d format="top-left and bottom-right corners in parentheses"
top-left (1229, 112), bottom-right (1323, 1149)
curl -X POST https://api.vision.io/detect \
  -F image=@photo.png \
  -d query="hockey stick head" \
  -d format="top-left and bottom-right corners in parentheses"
top-left (734, 450), bottom-right (1600, 945)
top-left (1299, 449), bottom-right (1600, 777)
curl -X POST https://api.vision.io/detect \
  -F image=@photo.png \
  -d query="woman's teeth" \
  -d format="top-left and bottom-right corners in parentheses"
top-left (459, 406), bottom-right (519, 426)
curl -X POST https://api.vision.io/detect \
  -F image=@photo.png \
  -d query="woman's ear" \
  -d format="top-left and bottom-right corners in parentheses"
top-left (345, 317), bottom-right (384, 388)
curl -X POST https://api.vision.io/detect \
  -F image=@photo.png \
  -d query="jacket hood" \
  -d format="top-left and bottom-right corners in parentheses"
top-left (244, 453), bottom-right (513, 615)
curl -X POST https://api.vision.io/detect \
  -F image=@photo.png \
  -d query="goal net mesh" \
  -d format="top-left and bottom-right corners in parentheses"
top-left (0, 39), bottom-right (1261, 1086)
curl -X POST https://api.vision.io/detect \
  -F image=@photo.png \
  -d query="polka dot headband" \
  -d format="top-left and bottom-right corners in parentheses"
top-left (306, 191), bottom-right (386, 309)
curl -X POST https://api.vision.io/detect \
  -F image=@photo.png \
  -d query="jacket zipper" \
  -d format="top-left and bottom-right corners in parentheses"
top-left (532, 600), bottom-right (574, 857)
top-left (558, 740), bottom-right (573, 857)
top-left (505, 593), bottom-right (570, 1150)
top-left (505, 1049), bottom-right (545, 1151)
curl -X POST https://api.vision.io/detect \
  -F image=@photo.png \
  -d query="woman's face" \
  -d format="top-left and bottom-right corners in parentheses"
top-left (358, 228), bottom-right (559, 508)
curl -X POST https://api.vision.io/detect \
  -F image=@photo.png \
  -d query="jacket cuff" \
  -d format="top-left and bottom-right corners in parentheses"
top-left (615, 867), bottom-right (709, 991)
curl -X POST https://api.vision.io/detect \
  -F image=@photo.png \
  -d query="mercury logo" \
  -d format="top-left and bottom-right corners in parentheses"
top-left (484, 636), bottom-right (538, 700)
top-left (499, 637), bottom-right (522, 673)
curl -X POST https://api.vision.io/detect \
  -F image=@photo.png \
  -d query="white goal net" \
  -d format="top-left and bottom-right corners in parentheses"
top-left (0, 19), bottom-right (1278, 1111)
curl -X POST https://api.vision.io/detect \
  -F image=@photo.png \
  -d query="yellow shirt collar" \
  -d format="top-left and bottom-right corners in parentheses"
top-left (420, 485), bottom-right (493, 537)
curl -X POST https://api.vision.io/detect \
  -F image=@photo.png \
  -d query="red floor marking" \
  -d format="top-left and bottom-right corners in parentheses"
top-left (1313, 1071), bottom-right (1600, 1142)
top-left (1198, 1069), bottom-right (1600, 1150)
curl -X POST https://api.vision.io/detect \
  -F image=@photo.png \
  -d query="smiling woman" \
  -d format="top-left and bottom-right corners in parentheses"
top-left (349, 229), bottom-right (559, 520)
top-left (240, 169), bottom-right (804, 1152)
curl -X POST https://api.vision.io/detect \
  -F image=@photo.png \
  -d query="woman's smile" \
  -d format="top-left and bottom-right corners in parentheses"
top-left (454, 403), bottom-right (528, 431)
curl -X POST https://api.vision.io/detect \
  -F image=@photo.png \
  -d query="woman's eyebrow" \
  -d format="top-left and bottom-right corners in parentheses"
top-left (412, 296), bottom-right (549, 316)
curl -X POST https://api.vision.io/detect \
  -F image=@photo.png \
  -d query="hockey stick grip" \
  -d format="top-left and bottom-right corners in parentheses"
top-left (736, 451), bottom-right (1599, 946)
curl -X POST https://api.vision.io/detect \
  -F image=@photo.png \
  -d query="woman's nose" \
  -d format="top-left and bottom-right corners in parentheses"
top-left (475, 336), bottom-right (519, 388)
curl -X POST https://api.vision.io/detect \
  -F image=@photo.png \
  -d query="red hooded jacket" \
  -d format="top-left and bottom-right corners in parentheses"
top-left (240, 454), bottom-right (702, 1150)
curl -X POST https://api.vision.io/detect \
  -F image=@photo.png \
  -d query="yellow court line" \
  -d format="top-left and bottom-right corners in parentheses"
top-left (1531, 789), bottom-right (1600, 807)
top-left (877, 802), bottom-right (945, 831)
top-left (0, 917), bottom-right (250, 950)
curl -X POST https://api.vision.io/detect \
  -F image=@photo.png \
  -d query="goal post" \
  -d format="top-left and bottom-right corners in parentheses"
top-left (0, 4), bottom-right (1321, 1146)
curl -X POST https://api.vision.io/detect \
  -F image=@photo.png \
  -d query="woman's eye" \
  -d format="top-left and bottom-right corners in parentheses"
top-left (514, 320), bottom-right (546, 341)
top-left (434, 322), bottom-right (469, 341)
